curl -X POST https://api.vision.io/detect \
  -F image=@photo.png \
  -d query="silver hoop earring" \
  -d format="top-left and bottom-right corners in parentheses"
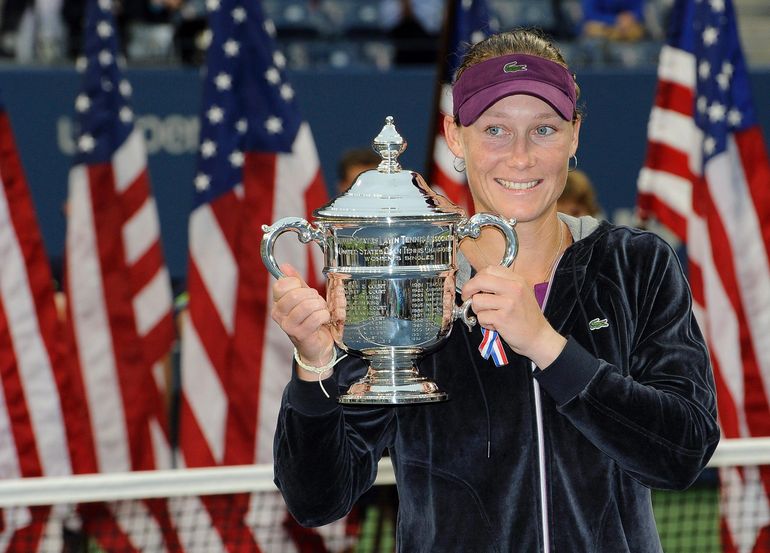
top-left (453, 156), bottom-right (466, 173)
top-left (568, 155), bottom-right (578, 172)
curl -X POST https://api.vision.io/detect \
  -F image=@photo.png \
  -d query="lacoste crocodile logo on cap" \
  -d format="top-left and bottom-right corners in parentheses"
top-left (589, 318), bottom-right (609, 331)
top-left (503, 61), bottom-right (527, 73)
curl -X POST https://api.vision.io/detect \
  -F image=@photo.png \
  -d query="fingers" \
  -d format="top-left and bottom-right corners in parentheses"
top-left (272, 263), bottom-right (307, 302)
top-left (458, 267), bottom-right (565, 363)
top-left (470, 290), bottom-right (508, 315)
top-left (271, 262), bottom-right (330, 336)
top-left (279, 263), bottom-right (303, 280)
top-left (460, 267), bottom-right (532, 331)
top-left (284, 302), bottom-right (331, 343)
top-left (469, 290), bottom-right (513, 331)
top-left (461, 266), bottom-right (522, 302)
top-left (272, 286), bottom-right (326, 327)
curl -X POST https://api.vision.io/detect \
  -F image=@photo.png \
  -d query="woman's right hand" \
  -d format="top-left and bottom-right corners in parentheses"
top-left (271, 263), bottom-right (336, 380)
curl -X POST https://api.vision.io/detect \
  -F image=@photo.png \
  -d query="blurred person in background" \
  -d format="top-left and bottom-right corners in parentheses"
top-left (168, 0), bottom-right (206, 65)
top-left (379, 0), bottom-right (444, 36)
top-left (336, 147), bottom-right (381, 195)
top-left (580, 0), bottom-right (646, 41)
top-left (0, 0), bottom-right (28, 58)
top-left (119, 0), bottom-right (176, 28)
top-left (62, 0), bottom-right (85, 59)
top-left (381, 0), bottom-right (443, 65)
top-left (61, 0), bottom-right (177, 60)
top-left (557, 167), bottom-right (603, 217)
top-left (1, 0), bottom-right (64, 62)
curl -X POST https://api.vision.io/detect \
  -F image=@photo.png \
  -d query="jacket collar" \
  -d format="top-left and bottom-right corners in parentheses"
top-left (456, 213), bottom-right (604, 292)
top-left (547, 218), bottom-right (612, 336)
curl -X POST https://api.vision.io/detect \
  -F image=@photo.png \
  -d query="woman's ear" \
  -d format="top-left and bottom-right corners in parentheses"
top-left (570, 116), bottom-right (582, 157)
top-left (443, 114), bottom-right (463, 157)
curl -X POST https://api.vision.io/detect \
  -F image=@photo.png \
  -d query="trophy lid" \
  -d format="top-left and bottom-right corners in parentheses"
top-left (314, 116), bottom-right (465, 221)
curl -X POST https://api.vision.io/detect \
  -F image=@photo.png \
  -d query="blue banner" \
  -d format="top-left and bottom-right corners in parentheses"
top-left (2, 66), bottom-right (769, 280)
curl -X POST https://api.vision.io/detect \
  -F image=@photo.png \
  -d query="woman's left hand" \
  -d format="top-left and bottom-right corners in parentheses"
top-left (461, 265), bottom-right (567, 369)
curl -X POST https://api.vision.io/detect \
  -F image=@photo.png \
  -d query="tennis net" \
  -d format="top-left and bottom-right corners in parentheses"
top-left (0, 438), bottom-right (767, 552)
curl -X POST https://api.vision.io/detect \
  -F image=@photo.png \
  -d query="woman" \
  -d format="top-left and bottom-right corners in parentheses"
top-left (558, 169), bottom-right (603, 218)
top-left (270, 28), bottom-right (719, 552)
top-left (580, 0), bottom-right (646, 42)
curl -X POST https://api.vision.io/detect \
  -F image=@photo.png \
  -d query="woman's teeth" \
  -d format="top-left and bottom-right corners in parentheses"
top-left (496, 178), bottom-right (539, 190)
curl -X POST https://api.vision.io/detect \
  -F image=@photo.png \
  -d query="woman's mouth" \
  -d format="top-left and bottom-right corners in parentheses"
top-left (496, 178), bottom-right (541, 190)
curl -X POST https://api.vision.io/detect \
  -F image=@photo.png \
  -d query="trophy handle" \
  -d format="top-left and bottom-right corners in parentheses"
top-left (453, 299), bottom-right (477, 332)
top-left (453, 213), bottom-right (518, 332)
top-left (457, 213), bottom-right (518, 268)
top-left (261, 217), bottom-right (325, 279)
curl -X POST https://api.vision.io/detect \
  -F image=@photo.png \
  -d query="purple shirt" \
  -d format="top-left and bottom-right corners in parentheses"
top-left (534, 282), bottom-right (549, 308)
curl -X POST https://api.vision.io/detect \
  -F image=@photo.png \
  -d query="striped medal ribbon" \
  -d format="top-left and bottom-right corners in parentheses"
top-left (479, 327), bottom-right (509, 366)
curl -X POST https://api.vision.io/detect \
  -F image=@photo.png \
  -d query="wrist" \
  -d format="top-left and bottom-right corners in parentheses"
top-left (294, 347), bottom-right (337, 380)
top-left (530, 331), bottom-right (568, 370)
top-left (293, 346), bottom-right (347, 399)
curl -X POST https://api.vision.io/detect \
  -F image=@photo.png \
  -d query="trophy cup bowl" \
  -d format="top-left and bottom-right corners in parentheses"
top-left (261, 117), bottom-right (517, 404)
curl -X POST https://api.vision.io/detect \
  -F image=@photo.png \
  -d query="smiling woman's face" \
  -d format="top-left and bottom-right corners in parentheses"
top-left (445, 93), bottom-right (580, 226)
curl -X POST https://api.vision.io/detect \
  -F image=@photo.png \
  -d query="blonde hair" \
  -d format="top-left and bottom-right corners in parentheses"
top-left (559, 169), bottom-right (601, 216)
top-left (454, 28), bottom-right (581, 119)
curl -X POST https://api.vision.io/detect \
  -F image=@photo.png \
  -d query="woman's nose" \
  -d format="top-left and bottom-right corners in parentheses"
top-left (506, 137), bottom-right (534, 168)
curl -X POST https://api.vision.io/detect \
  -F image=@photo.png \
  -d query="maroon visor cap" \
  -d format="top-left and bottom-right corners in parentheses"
top-left (452, 53), bottom-right (577, 126)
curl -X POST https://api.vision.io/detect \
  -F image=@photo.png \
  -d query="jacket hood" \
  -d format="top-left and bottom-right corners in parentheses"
top-left (456, 213), bottom-right (604, 292)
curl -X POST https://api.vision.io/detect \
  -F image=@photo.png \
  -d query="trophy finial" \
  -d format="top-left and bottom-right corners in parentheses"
top-left (372, 116), bottom-right (407, 173)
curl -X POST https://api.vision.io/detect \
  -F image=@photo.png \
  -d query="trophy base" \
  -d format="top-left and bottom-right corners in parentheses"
top-left (338, 368), bottom-right (447, 405)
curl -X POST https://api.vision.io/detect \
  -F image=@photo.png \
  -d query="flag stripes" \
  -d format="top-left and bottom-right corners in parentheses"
top-left (0, 98), bottom-right (87, 551)
top-left (427, 0), bottom-right (492, 214)
top-left (637, 0), bottom-right (770, 549)
top-left (0, 118), bottom-right (72, 482)
top-left (178, 0), bottom-right (352, 548)
top-left (430, 87), bottom-right (473, 210)
top-left (63, 0), bottom-right (179, 548)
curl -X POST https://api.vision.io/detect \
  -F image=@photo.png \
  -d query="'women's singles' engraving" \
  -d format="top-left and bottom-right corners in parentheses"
top-left (335, 234), bottom-right (452, 267)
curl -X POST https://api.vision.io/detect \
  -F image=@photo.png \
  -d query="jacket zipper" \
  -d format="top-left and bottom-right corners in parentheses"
top-left (532, 375), bottom-right (550, 553)
top-left (534, 250), bottom-right (565, 553)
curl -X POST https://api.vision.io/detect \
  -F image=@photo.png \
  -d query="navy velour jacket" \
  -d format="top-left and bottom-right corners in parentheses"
top-left (273, 216), bottom-right (720, 553)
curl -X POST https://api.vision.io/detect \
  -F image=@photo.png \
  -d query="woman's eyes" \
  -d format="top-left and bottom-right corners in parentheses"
top-left (484, 125), bottom-right (557, 137)
top-left (535, 125), bottom-right (556, 136)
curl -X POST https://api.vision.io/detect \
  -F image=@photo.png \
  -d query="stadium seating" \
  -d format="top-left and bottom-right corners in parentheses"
top-left (257, 0), bottom-right (671, 71)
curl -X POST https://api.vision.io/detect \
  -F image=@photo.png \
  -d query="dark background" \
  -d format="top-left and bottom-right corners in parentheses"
top-left (2, 65), bottom-right (769, 280)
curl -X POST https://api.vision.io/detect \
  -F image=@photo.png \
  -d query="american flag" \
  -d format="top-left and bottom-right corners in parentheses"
top-left (178, 0), bottom-right (351, 550)
top-left (637, 0), bottom-right (770, 550)
top-left (427, 0), bottom-right (493, 213)
top-left (0, 91), bottom-right (90, 550)
top-left (65, 0), bottom-right (179, 548)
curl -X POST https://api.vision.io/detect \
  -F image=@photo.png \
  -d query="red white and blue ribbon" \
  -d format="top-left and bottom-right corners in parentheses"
top-left (479, 327), bottom-right (508, 366)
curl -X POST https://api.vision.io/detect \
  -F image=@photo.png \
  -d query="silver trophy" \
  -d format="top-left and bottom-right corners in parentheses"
top-left (261, 116), bottom-right (517, 404)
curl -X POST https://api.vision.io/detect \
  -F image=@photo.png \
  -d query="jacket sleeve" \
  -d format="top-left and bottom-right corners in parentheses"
top-left (534, 235), bottom-right (720, 490)
top-left (273, 354), bottom-right (395, 527)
